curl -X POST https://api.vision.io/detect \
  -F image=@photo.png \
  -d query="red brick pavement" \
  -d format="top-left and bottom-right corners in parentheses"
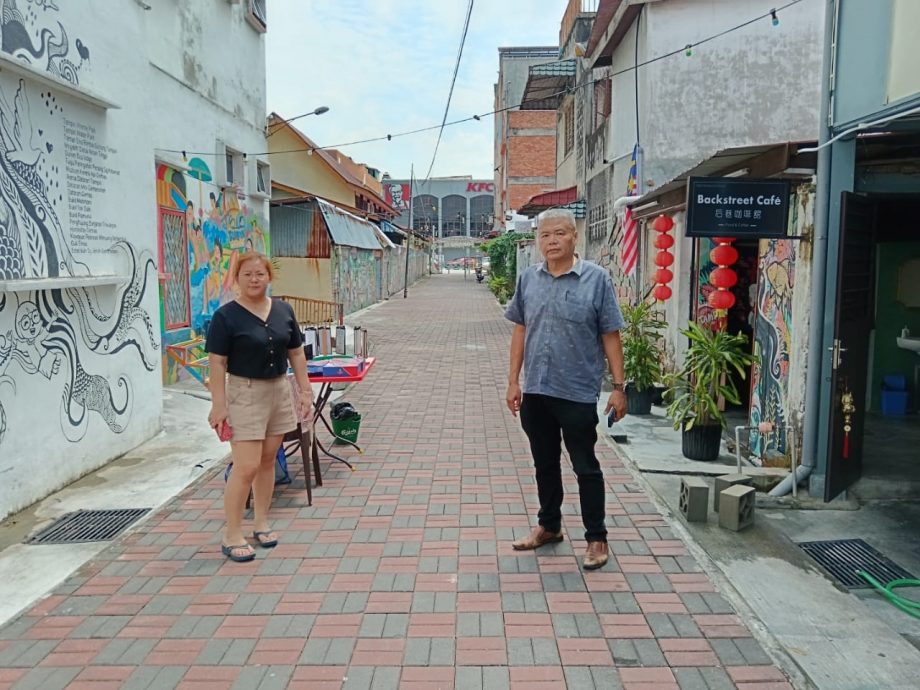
top-left (0, 274), bottom-right (793, 689)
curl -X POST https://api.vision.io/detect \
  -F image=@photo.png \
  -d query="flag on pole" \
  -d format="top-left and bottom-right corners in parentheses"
top-left (620, 144), bottom-right (639, 276)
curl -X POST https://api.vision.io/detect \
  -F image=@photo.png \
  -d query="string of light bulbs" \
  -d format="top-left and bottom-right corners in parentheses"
top-left (154, 0), bottom-right (805, 163)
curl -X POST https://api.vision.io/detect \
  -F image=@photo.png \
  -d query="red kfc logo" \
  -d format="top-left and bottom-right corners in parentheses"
top-left (466, 182), bottom-right (495, 193)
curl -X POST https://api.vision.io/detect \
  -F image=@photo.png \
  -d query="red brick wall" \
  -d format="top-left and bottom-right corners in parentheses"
top-left (510, 184), bottom-right (554, 211)
top-left (508, 135), bottom-right (556, 177)
top-left (508, 110), bottom-right (556, 130)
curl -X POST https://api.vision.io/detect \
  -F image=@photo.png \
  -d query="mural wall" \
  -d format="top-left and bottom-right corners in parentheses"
top-left (383, 246), bottom-right (427, 297)
top-left (749, 239), bottom-right (796, 458)
top-left (333, 245), bottom-right (379, 315)
top-left (155, 163), bottom-right (269, 385)
top-left (0, 3), bottom-right (161, 519)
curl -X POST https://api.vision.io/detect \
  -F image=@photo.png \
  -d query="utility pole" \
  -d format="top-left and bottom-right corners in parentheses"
top-left (403, 165), bottom-right (414, 299)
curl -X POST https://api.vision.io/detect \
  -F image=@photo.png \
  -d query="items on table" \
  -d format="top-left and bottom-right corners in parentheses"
top-left (300, 325), bottom-right (369, 359)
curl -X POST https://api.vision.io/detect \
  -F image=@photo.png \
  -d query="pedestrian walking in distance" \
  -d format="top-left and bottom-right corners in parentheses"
top-left (206, 251), bottom-right (313, 562)
top-left (504, 208), bottom-right (628, 570)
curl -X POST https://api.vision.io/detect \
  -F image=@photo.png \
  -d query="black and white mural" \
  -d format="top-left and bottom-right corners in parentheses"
top-left (1, 0), bottom-right (90, 85)
top-left (0, 0), bottom-right (156, 456)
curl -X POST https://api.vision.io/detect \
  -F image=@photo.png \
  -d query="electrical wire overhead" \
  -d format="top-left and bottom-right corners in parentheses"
top-left (156, 0), bottom-right (803, 162)
top-left (423, 0), bottom-right (475, 183)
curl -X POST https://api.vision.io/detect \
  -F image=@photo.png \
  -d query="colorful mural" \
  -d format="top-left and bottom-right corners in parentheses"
top-left (695, 238), bottom-right (720, 331)
top-left (749, 239), bottom-right (795, 458)
top-left (156, 163), bottom-right (269, 384)
top-left (333, 245), bottom-right (379, 315)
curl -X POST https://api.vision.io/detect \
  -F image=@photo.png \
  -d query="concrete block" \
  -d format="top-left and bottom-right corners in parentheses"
top-left (679, 477), bottom-right (709, 523)
top-left (713, 474), bottom-right (754, 512)
top-left (718, 485), bottom-right (756, 532)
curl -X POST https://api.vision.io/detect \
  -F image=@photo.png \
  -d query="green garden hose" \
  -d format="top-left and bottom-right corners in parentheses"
top-left (857, 570), bottom-right (920, 619)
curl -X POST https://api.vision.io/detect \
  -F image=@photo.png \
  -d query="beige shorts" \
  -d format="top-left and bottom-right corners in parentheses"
top-left (226, 374), bottom-right (297, 442)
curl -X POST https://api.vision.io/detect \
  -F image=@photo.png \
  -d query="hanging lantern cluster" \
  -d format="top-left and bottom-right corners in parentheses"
top-left (652, 214), bottom-right (675, 302)
top-left (707, 237), bottom-right (738, 316)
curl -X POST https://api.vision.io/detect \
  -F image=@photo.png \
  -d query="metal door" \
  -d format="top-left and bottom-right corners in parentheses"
top-left (825, 193), bottom-right (875, 501)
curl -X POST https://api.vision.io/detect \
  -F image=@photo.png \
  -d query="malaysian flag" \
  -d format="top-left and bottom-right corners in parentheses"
top-left (620, 144), bottom-right (639, 276)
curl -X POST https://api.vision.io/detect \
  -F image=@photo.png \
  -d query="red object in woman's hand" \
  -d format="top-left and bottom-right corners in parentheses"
top-left (216, 419), bottom-right (233, 442)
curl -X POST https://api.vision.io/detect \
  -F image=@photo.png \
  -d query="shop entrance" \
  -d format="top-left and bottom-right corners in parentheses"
top-left (826, 194), bottom-right (920, 501)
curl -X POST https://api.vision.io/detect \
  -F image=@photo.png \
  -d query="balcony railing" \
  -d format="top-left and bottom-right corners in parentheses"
top-left (277, 295), bottom-right (344, 326)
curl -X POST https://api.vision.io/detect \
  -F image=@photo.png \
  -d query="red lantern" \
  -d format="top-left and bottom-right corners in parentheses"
top-left (655, 250), bottom-right (674, 267)
top-left (710, 244), bottom-right (739, 266)
top-left (654, 234), bottom-right (675, 250)
top-left (707, 289), bottom-right (736, 311)
top-left (654, 268), bottom-right (673, 284)
top-left (651, 214), bottom-right (675, 302)
top-left (710, 266), bottom-right (738, 289)
top-left (654, 285), bottom-right (673, 301)
top-left (652, 214), bottom-right (674, 233)
top-left (707, 237), bottom-right (738, 321)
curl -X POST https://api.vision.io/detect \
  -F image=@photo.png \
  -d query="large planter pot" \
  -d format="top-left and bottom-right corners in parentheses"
top-left (651, 384), bottom-right (666, 407)
top-left (681, 424), bottom-right (723, 462)
top-left (626, 384), bottom-right (655, 416)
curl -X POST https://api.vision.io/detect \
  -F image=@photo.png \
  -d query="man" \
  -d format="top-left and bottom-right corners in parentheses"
top-left (504, 208), bottom-right (627, 570)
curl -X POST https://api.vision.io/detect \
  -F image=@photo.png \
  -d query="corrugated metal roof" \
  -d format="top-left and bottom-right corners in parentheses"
top-left (318, 199), bottom-right (383, 251)
top-left (270, 203), bottom-right (313, 257)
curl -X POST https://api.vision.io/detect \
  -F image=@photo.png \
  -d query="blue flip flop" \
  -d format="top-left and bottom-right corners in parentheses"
top-left (221, 543), bottom-right (255, 562)
top-left (253, 531), bottom-right (278, 548)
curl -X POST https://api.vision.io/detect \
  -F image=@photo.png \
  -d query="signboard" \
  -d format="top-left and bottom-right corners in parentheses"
top-left (685, 177), bottom-right (790, 238)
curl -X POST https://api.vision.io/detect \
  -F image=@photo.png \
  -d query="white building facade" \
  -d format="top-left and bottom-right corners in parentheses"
top-left (0, 0), bottom-right (268, 520)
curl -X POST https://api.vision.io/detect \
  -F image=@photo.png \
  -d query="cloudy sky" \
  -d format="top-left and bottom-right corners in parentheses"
top-left (266, 0), bottom-right (567, 180)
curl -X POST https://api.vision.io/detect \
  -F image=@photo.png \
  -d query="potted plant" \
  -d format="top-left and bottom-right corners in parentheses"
top-left (621, 302), bottom-right (665, 415)
top-left (664, 321), bottom-right (755, 461)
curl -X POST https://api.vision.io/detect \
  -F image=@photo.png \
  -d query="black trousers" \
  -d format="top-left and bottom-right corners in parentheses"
top-left (519, 393), bottom-right (607, 542)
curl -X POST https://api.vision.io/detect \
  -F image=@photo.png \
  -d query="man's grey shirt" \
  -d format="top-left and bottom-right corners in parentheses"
top-left (505, 259), bottom-right (625, 404)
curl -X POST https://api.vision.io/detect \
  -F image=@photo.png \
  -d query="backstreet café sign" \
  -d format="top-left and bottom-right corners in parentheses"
top-left (685, 177), bottom-right (790, 239)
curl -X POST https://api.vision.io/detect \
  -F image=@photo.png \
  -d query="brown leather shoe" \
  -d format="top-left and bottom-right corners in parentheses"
top-left (583, 540), bottom-right (609, 570)
top-left (512, 526), bottom-right (564, 551)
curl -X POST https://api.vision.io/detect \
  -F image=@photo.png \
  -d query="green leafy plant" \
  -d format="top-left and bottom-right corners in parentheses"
top-left (488, 275), bottom-right (512, 304)
top-left (621, 302), bottom-right (665, 392)
top-left (481, 232), bottom-right (532, 302)
top-left (664, 321), bottom-right (755, 431)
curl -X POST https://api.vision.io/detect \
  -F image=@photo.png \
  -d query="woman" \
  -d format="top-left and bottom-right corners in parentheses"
top-left (205, 252), bottom-right (312, 562)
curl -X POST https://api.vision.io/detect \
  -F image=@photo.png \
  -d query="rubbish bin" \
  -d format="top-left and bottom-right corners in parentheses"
top-left (330, 402), bottom-right (361, 445)
top-left (881, 375), bottom-right (909, 416)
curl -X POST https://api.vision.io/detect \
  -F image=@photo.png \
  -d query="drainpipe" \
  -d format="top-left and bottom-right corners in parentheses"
top-left (770, 0), bottom-right (836, 497)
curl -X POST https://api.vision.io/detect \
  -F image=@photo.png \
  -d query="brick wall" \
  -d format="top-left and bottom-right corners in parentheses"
top-left (509, 183), bottom-right (554, 210)
top-left (508, 136), bottom-right (556, 177)
top-left (508, 110), bottom-right (556, 130)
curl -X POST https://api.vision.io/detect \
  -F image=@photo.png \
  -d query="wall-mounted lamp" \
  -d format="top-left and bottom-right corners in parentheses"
top-left (723, 168), bottom-right (750, 178)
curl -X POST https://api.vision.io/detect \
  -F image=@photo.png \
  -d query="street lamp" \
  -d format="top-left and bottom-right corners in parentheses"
top-left (266, 106), bottom-right (330, 137)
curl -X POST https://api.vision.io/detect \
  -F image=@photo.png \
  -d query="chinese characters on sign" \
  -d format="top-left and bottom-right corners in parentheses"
top-left (685, 178), bottom-right (790, 239)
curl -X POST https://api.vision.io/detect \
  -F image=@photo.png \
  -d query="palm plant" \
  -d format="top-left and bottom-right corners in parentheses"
top-left (621, 302), bottom-right (665, 393)
top-left (665, 321), bottom-right (755, 432)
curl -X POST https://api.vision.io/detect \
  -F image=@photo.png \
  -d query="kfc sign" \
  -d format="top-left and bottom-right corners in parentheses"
top-left (384, 183), bottom-right (410, 211)
top-left (466, 182), bottom-right (495, 193)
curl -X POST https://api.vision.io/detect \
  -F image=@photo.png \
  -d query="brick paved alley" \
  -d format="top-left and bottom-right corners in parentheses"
top-left (0, 274), bottom-right (794, 690)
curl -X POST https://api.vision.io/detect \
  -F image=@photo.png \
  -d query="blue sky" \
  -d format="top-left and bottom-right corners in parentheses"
top-left (266, 0), bottom-right (567, 180)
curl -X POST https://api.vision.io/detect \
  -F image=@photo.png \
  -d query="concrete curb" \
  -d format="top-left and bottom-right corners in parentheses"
top-left (599, 430), bottom-right (818, 690)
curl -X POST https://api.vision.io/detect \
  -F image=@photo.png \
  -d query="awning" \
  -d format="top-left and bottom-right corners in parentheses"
top-left (518, 186), bottom-right (587, 218)
top-left (318, 199), bottom-right (383, 251)
top-left (628, 141), bottom-right (817, 220)
top-left (520, 59), bottom-right (576, 110)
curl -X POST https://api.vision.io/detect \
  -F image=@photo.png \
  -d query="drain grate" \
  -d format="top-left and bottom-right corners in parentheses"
top-left (798, 538), bottom-right (916, 588)
top-left (26, 508), bottom-right (150, 545)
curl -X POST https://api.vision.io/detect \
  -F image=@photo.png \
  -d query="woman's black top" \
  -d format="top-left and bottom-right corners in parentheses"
top-left (205, 299), bottom-right (303, 379)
